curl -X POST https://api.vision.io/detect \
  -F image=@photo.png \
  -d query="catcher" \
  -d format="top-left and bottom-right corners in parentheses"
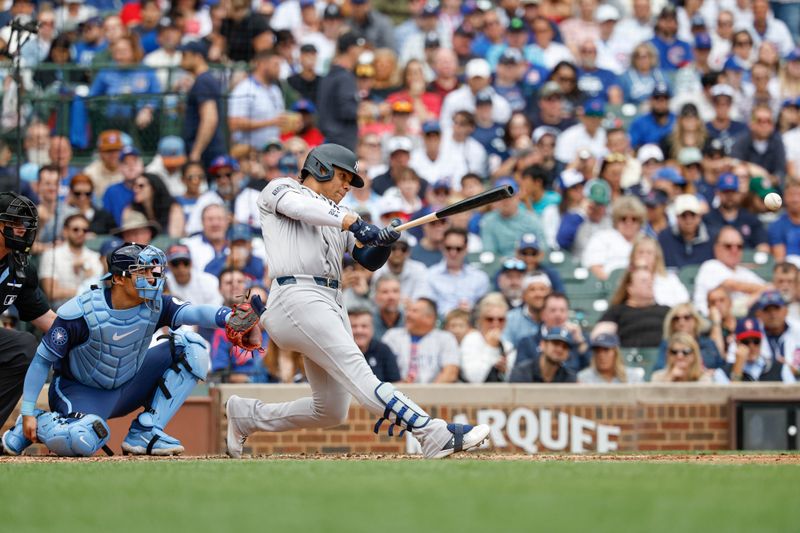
top-left (1, 242), bottom-right (262, 456)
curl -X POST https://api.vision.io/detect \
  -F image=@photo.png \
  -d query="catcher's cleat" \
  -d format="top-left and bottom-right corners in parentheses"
top-left (427, 423), bottom-right (491, 459)
top-left (121, 418), bottom-right (184, 456)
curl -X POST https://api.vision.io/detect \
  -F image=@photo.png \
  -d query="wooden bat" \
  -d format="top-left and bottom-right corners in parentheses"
top-left (355, 185), bottom-right (515, 247)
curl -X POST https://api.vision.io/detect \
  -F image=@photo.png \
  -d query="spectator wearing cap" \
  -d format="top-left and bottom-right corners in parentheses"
top-left (578, 333), bottom-right (644, 383)
top-left (529, 15), bottom-right (575, 69)
top-left (185, 155), bottom-right (240, 235)
top-left (372, 136), bottom-right (415, 195)
top-left (317, 32), bottom-right (364, 150)
top-left (144, 18), bottom-right (187, 92)
top-left (228, 50), bottom-right (287, 151)
top-left (731, 104), bottom-right (787, 183)
top-left (509, 326), bottom-right (578, 383)
top-left (543, 167), bottom-right (582, 248)
top-left (620, 42), bottom-right (670, 106)
top-left (440, 58), bottom-right (512, 131)
top-left (398, 2), bottom-right (442, 66)
top-left (648, 6), bottom-right (693, 72)
top-left (753, 289), bottom-right (800, 382)
top-left (75, 236), bottom-right (123, 295)
top-left (728, 317), bottom-right (767, 382)
top-left (485, 17), bottom-right (533, 71)
top-left (582, 196), bottom-right (647, 280)
top-left (460, 292), bottom-right (517, 383)
top-left (451, 24), bottom-right (479, 67)
top-left (73, 16), bottom-right (106, 68)
top-left (642, 189), bottom-right (670, 238)
top-left (494, 258), bottom-right (528, 309)
top-left (145, 136), bottom-right (189, 197)
top-left (768, 178), bottom-right (800, 264)
top-left (704, 173), bottom-right (769, 251)
top-left (480, 177), bottom-right (546, 259)
top-left (636, 143), bottom-right (665, 186)
top-left (347, 0), bottom-right (395, 50)
top-left (628, 83), bottom-right (676, 149)
top-left (83, 130), bottom-right (124, 199)
top-left (470, 90), bottom-right (506, 157)
top-left (672, 32), bottom-right (713, 99)
top-left (658, 193), bottom-right (714, 268)
top-left (492, 48), bottom-right (528, 113)
top-left (693, 225), bottom-right (768, 314)
top-left (554, 98), bottom-right (607, 164)
top-left (470, 7), bottom-right (504, 60)
top-left (557, 178), bottom-right (612, 256)
top-left (88, 35), bottom-right (160, 136)
top-left (426, 227), bottom-right (490, 317)
top-left (438, 111), bottom-right (488, 187)
top-left (110, 210), bottom-right (160, 245)
top-left (180, 40), bottom-right (225, 168)
top-left (204, 223), bottom-right (266, 283)
top-left (410, 121), bottom-right (451, 185)
top-left (594, 4), bottom-right (626, 75)
top-left (288, 44), bottom-right (321, 103)
top-left (502, 273), bottom-right (550, 348)
top-left (575, 38), bottom-right (623, 105)
top-left (165, 244), bottom-right (224, 309)
top-left (528, 81), bottom-right (575, 132)
top-left (101, 146), bottom-right (144, 226)
top-left (676, 146), bottom-right (715, 204)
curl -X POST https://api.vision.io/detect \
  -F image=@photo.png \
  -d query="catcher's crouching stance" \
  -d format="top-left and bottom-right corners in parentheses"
top-left (1, 243), bottom-right (262, 457)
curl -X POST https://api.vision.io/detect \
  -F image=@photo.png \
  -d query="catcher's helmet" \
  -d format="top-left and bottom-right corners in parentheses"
top-left (300, 143), bottom-right (365, 188)
top-left (103, 242), bottom-right (167, 309)
top-left (0, 192), bottom-right (38, 254)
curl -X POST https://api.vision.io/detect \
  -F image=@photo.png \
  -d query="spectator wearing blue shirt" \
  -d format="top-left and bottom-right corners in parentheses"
top-left (426, 227), bottom-right (491, 317)
top-left (705, 84), bottom-right (748, 154)
top-left (514, 233), bottom-right (565, 294)
top-left (350, 308), bottom-right (401, 383)
top-left (492, 48), bottom-right (527, 112)
top-left (704, 173), bottom-right (769, 251)
top-left (619, 42), bottom-right (670, 106)
top-left (204, 224), bottom-right (266, 282)
top-left (769, 178), bottom-right (800, 264)
top-left (102, 146), bottom-right (141, 225)
top-left (133, 0), bottom-right (162, 55)
top-left (628, 83), bottom-right (676, 149)
top-left (648, 6), bottom-right (693, 72)
top-left (471, 91), bottom-right (507, 157)
top-left (72, 17), bottom-right (107, 67)
top-left (677, 147), bottom-right (716, 205)
top-left (575, 39), bottom-right (622, 104)
top-left (658, 194), bottom-right (715, 268)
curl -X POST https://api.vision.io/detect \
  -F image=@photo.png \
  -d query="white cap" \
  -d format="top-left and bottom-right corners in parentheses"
top-left (532, 125), bottom-right (560, 144)
top-left (674, 194), bottom-right (702, 215)
top-left (559, 168), bottom-right (585, 190)
top-left (387, 136), bottom-right (413, 154)
top-left (595, 4), bottom-right (620, 22)
top-left (377, 195), bottom-right (408, 217)
top-left (637, 143), bottom-right (664, 163)
top-left (465, 58), bottom-right (491, 79)
top-left (710, 83), bottom-right (736, 99)
top-left (523, 273), bottom-right (551, 289)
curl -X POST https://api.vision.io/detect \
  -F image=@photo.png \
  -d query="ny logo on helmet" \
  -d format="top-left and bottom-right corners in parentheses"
top-left (353, 160), bottom-right (359, 172)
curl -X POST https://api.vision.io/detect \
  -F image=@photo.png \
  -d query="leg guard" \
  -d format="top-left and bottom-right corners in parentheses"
top-left (36, 411), bottom-right (110, 457)
top-left (139, 330), bottom-right (209, 431)
top-left (372, 382), bottom-right (431, 437)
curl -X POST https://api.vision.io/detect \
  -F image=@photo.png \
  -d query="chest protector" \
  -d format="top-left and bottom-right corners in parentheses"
top-left (67, 289), bottom-right (161, 389)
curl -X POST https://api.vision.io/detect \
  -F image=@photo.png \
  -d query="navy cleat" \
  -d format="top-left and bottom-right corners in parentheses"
top-left (428, 423), bottom-right (491, 459)
top-left (1, 414), bottom-right (33, 456)
top-left (121, 418), bottom-right (184, 456)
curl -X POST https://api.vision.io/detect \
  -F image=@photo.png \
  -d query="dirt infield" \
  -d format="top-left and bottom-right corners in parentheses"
top-left (2, 452), bottom-right (799, 464)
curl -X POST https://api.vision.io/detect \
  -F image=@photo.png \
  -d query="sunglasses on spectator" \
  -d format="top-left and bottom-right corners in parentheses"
top-left (669, 348), bottom-right (693, 357)
top-left (482, 316), bottom-right (506, 324)
top-left (169, 259), bottom-right (190, 267)
top-left (519, 249), bottom-right (539, 256)
top-left (741, 338), bottom-right (761, 346)
top-left (71, 190), bottom-right (92, 197)
top-left (672, 314), bottom-right (694, 322)
top-left (444, 245), bottom-right (465, 253)
top-left (217, 171), bottom-right (234, 178)
top-left (721, 242), bottom-right (744, 251)
top-left (69, 226), bottom-right (89, 233)
top-left (734, 40), bottom-right (753, 47)
top-left (184, 173), bottom-right (204, 180)
top-left (391, 242), bottom-right (409, 253)
top-left (619, 216), bottom-right (641, 224)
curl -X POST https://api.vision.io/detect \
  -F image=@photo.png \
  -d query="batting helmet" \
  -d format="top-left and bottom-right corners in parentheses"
top-left (300, 144), bottom-right (365, 188)
top-left (103, 242), bottom-right (167, 309)
top-left (0, 192), bottom-right (38, 254)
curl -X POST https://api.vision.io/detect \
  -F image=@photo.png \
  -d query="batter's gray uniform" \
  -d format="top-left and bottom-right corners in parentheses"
top-left (230, 178), bottom-right (453, 456)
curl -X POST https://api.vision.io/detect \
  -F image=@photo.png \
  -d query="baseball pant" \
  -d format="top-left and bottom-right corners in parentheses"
top-left (0, 327), bottom-right (38, 428)
top-left (245, 283), bottom-right (452, 452)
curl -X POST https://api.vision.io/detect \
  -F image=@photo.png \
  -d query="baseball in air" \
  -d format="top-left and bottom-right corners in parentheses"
top-left (765, 192), bottom-right (783, 211)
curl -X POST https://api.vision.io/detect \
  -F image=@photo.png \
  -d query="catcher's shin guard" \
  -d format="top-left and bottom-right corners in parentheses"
top-left (372, 382), bottom-right (431, 437)
top-left (37, 411), bottom-right (110, 457)
top-left (139, 330), bottom-right (209, 430)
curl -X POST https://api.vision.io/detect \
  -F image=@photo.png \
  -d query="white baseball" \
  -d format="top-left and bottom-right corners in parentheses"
top-left (765, 192), bottom-right (783, 211)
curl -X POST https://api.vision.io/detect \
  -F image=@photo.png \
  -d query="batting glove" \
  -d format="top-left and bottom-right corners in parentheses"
top-left (349, 218), bottom-right (381, 246)
top-left (375, 218), bottom-right (402, 246)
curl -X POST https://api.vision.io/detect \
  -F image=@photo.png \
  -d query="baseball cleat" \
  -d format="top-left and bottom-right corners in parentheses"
top-left (428, 423), bottom-right (491, 459)
top-left (225, 395), bottom-right (249, 459)
top-left (2, 415), bottom-right (32, 456)
top-left (121, 419), bottom-right (184, 456)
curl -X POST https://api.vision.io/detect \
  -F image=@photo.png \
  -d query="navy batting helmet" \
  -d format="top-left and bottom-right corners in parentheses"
top-left (0, 192), bottom-right (38, 254)
top-left (300, 144), bottom-right (365, 188)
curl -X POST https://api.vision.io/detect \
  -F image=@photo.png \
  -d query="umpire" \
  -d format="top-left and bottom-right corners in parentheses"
top-left (0, 192), bottom-right (56, 429)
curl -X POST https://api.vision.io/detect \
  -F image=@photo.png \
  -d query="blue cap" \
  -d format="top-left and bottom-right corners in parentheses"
top-left (278, 153), bottom-right (299, 174)
top-left (100, 237), bottom-right (124, 257)
top-left (229, 224), bottom-right (252, 242)
top-left (209, 154), bottom-right (240, 175)
top-left (583, 98), bottom-right (605, 116)
top-left (591, 333), bottom-right (620, 348)
top-left (432, 178), bottom-right (451, 191)
top-left (291, 99), bottom-right (316, 113)
top-left (299, 0), bottom-right (315, 7)
top-left (757, 290), bottom-right (786, 309)
top-left (178, 40), bottom-right (208, 58)
top-left (119, 145), bottom-right (140, 161)
top-left (654, 167), bottom-right (686, 185)
top-left (475, 89), bottom-right (493, 104)
top-left (422, 1), bottom-right (440, 15)
top-left (786, 47), bottom-right (800, 62)
top-left (350, 0), bottom-right (368, 4)
top-left (694, 32), bottom-right (712, 50)
top-left (723, 56), bottom-right (745, 72)
top-left (642, 189), bottom-right (668, 207)
top-left (461, 0), bottom-right (478, 15)
top-left (735, 317), bottom-right (762, 340)
top-left (422, 120), bottom-right (442, 134)
top-left (652, 82), bottom-right (671, 98)
top-left (544, 326), bottom-right (573, 346)
top-left (495, 176), bottom-right (519, 194)
top-left (518, 233), bottom-right (540, 251)
top-left (717, 172), bottom-right (739, 191)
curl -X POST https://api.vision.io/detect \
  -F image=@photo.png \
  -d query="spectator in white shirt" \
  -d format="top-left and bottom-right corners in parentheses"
top-left (144, 20), bottom-right (186, 92)
top-left (164, 244), bottom-right (223, 307)
top-left (582, 196), bottom-right (646, 280)
top-left (439, 58), bottom-right (512, 131)
top-left (438, 111), bottom-right (488, 189)
top-left (555, 98), bottom-right (608, 164)
top-left (460, 292), bottom-right (517, 383)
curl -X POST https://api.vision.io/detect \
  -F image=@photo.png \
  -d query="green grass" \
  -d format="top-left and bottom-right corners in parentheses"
top-left (1, 459), bottom-right (797, 533)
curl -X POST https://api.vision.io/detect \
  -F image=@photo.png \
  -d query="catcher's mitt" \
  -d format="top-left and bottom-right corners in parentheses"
top-left (225, 302), bottom-right (263, 352)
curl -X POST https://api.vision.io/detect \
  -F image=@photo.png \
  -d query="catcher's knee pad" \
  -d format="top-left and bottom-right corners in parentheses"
top-left (373, 382), bottom-right (431, 437)
top-left (140, 330), bottom-right (209, 430)
top-left (37, 412), bottom-right (110, 457)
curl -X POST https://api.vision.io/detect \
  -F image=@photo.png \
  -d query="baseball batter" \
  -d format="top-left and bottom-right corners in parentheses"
top-left (226, 144), bottom-right (490, 459)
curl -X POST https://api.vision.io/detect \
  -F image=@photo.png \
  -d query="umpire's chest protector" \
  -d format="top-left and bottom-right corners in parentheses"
top-left (67, 290), bottom-right (160, 390)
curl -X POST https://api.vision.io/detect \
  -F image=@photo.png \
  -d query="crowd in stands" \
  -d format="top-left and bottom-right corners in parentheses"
top-left (3, 0), bottom-right (800, 385)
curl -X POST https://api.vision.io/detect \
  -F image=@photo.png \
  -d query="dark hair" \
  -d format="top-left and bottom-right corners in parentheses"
top-left (63, 213), bottom-right (89, 230)
top-left (774, 261), bottom-right (799, 275)
top-left (417, 297), bottom-right (439, 318)
top-left (181, 160), bottom-right (205, 177)
top-left (453, 110), bottom-right (475, 127)
top-left (347, 306), bottom-right (373, 319)
top-left (38, 164), bottom-right (59, 181)
top-left (443, 227), bottom-right (468, 246)
top-left (254, 49), bottom-right (279, 62)
top-left (461, 173), bottom-right (483, 187)
top-left (219, 267), bottom-right (245, 285)
top-left (131, 173), bottom-right (175, 230)
top-left (522, 164), bottom-right (548, 182)
top-left (543, 291), bottom-right (569, 308)
top-left (503, 111), bottom-right (532, 147)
